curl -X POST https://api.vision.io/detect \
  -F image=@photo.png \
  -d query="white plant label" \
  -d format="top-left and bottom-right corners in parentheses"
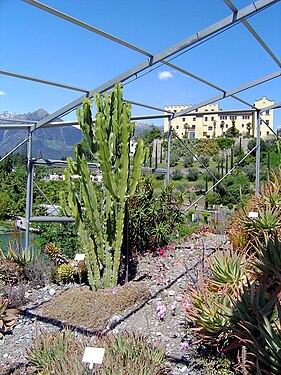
top-left (82, 347), bottom-right (105, 366)
top-left (74, 253), bottom-right (85, 261)
top-left (248, 211), bottom-right (259, 218)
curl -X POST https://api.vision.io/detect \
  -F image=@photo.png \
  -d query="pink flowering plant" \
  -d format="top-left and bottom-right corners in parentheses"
top-left (156, 301), bottom-right (166, 320)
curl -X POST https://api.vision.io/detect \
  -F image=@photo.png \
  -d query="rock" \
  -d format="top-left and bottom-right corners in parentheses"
top-left (49, 288), bottom-right (56, 296)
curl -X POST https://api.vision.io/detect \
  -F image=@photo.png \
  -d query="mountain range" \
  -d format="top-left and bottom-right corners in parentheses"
top-left (0, 109), bottom-right (163, 160)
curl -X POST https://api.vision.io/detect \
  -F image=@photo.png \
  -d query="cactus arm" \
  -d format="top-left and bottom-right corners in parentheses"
top-left (129, 138), bottom-right (144, 197)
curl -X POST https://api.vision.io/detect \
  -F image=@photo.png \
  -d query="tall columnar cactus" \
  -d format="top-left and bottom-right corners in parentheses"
top-left (61, 83), bottom-right (144, 290)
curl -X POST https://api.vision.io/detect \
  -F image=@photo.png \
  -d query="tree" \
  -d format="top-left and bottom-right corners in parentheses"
top-left (225, 120), bottom-right (239, 138)
top-left (141, 125), bottom-right (162, 145)
top-left (217, 137), bottom-right (235, 150)
top-left (205, 191), bottom-right (221, 205)
top-left (246, 122), bottom-right (252, 137)
top-left (213, 120), bottom-right (217, 139)
top-left (0, 192), bottom-right (11, 220)
top-left (220, 121), bottom-right (225, 136)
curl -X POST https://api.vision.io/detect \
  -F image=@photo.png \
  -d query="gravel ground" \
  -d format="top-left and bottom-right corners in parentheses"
top-left (0, 232), bottom-right (230, 374)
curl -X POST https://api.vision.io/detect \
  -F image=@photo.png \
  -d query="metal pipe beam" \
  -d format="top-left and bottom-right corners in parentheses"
top-left (174, 70), bottom-right (281, 118)
top-left (0, 138), bottom-right (28, 163)
top-left (22, 0), bottom-right (153, 58)
top-left (29, 216), bottom-right (75, 222)
top-left (29, 0), bottom-right (277, 133)
top-left (223, 0), bottom-right (281, 67)
top-left (25, 129), bottom-right (33, 250)
top-left (255, 110), bottom-right (261, 193)
top-left (186, 145), bottom-right (258, 211)
top-left (165, 62), bottom-right (254, 108)
top-left (166, 119), bottom-right (172, 184)
top-left (0, 69), bottom-right (90, 93)
top-left (0, 117), bottom-right (35, 123)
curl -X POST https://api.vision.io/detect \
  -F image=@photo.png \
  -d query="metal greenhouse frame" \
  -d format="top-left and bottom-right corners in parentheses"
top-left (0, 0), bottom-right (280, 247)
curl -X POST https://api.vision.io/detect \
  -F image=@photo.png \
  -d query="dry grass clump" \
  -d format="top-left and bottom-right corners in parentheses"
top-left (26, 329), bottom-right (170, 375)
top-left (34, 282), bottom-right (150, 331)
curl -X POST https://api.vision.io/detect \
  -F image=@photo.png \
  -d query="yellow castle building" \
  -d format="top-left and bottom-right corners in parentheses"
top-left (164, 97), bottom-right (274, 139)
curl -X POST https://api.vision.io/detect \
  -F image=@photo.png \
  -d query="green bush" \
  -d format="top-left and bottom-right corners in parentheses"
top-left (171, 169), bottom-right (183, 180)
top-left (35, 222), bottom-right (79, 259)
top-left (186, 168), bottom-right (199, 181)
top-left (183, 154), bottom-right (194, 167)
top-left (129, 177), bottom-right (185, 252)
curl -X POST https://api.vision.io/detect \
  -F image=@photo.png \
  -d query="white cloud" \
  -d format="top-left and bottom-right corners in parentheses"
top-left (158, 71), bottom-right (173, 80)
top-left (0, 90), bottom-right (6, 96)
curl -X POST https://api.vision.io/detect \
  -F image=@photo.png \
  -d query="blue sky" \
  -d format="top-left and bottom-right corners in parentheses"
top-left (0, 0), bottom-right (280, 129)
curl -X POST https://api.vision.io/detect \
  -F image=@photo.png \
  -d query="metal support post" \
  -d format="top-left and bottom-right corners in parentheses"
top-left (255, 109), bottom-right (261, 194)
top-left (25, 129), bottom-right (33, 249)
top-left (166, 118), bottom-right (172, 184)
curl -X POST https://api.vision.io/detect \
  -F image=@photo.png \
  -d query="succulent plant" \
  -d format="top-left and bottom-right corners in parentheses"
top-left (0, 257), bottom-right (23, 285)
top-left (185, 285), bottom-right (232, 345)
top-left (44, 243), bottom-right (68, 265)
top-left (208, 248), bottom-right (249, 292)
top-left (0, 297), bottom-right (19, 338)
top-left (55, 263), bottom-right (74, 283)
top-left (61, 83), bottom-right (144, 290)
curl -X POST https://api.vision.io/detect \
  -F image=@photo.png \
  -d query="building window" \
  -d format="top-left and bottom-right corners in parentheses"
top-left (260, 120), bottom-right (262, 125)
top-left (174, 110), bottom-right (177, 113)
top-left (208, 126), bottom-right (213, 131)
top-left (226, 124), bottom-right (228, 128)
top-left (211, 116), bottom-right (214, 121)
top-left (220, 115), bottom-right (227, 120)
top-left (205, 117), bottom-right (208, 121)
top-left (229, 115), bottom-right (237, 120)
top-left (176, 125), bottom-right (179, 129)
top-left (266, 120), bottom-right (269, 125)
top-left (189, 131), bottom-right (195, 139)
top-left (242, 124), bottom-right (244, 128)
top-left (182, 118), bottom-right (185, 122)
top-left (267, 131), bottom-right (270, 135)
top-left (242, 115), bottom-right (250, 120)
top-left (193, 117), bottom-right (196, 121)
top-left (266, 110), bottom-right (270, 115)
top-left (191, 125), bottom-right (196, 130)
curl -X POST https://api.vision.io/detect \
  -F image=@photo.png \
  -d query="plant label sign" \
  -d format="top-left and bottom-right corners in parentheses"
top-left (82, 347), bottom-right (105, 369)
top-left (248, 211), bottom-right (259, 218)
top-left (74, 253), bottom-right (85, 261)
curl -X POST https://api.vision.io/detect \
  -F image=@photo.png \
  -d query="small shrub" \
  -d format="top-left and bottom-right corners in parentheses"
top-left (0, 257), bottom-right (23, 285)
top-left (186, 168), bottom-right (199, 182)
top-left (171, 169), bottom-right (183, 180)
top-left (183, 154), bottom-right (193, 167)
top-left (24, 257), bottom-right (55, 287)
top-left (227, 203), bottom-right (233, 210)
top-left (6, 283), bottom-right (30, 308)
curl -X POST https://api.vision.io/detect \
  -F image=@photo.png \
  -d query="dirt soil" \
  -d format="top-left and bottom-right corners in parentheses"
top-left (0, 232), bottom-right (231, 374)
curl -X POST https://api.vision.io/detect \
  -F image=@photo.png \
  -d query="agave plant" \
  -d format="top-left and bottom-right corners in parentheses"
top-left (185, 285), bottom-right (232, 345)
top-left (254, 233), bottom-right (281, 283)
top-left (208, 249), bottom-right (249, 291)
top-left (231, 287), bottom-right (281, 374)
top-left (0, 297), bottom-right (19, 338)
